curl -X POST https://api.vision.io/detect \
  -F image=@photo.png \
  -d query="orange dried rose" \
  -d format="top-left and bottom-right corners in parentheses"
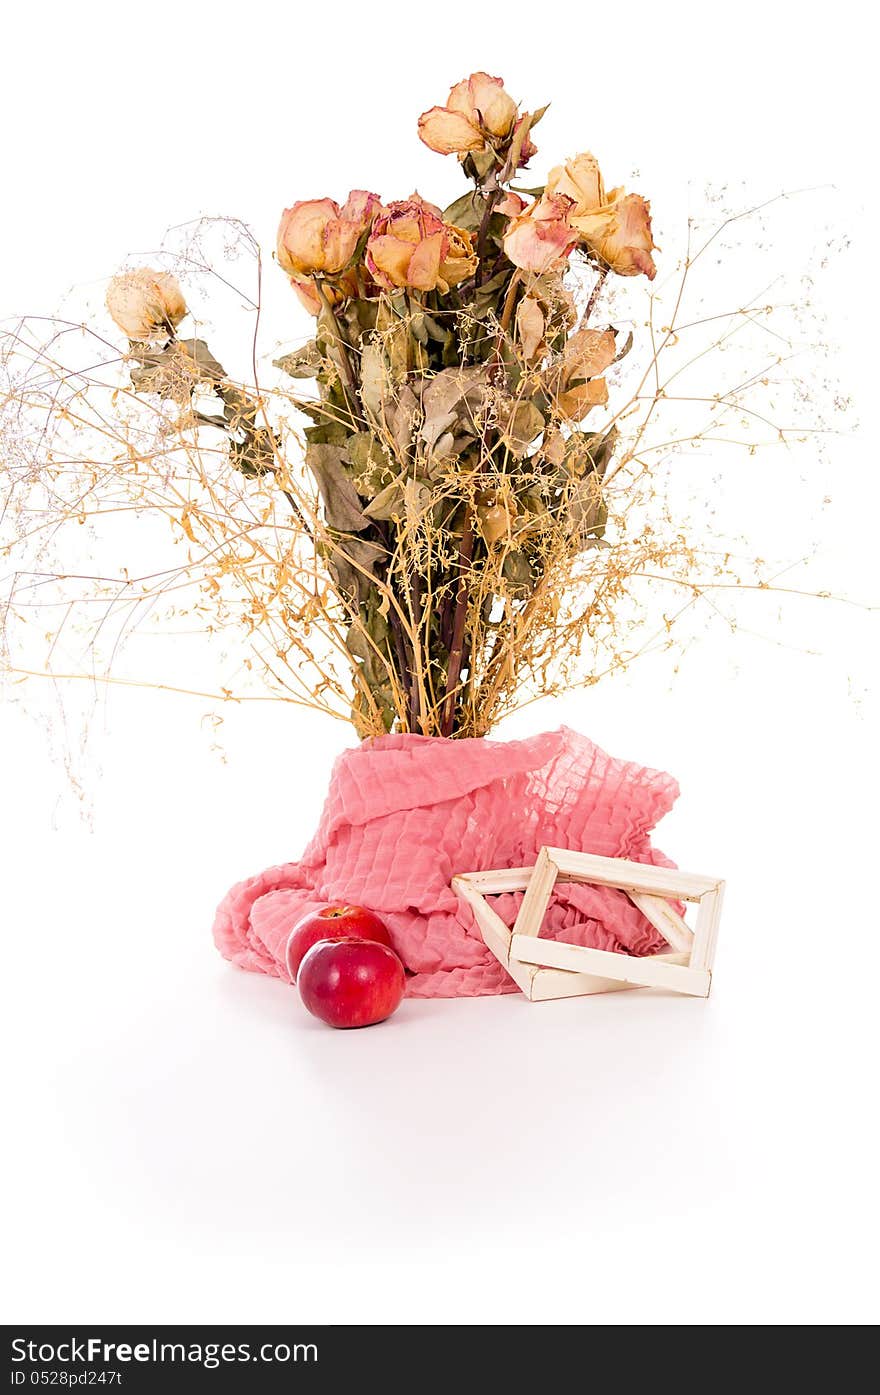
top-left (277, 191), bottom-right (383, 278)
top-left (418, 72), bottom-right (518, 155)
top-left (547, 154), bottom-right (657, 280)
top-left (365, 196), bottom-right (477, 293)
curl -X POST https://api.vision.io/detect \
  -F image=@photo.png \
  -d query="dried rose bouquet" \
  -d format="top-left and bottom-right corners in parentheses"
top-left (5, 73), bottom-right (827, 754)
top-left (98, 73), bottom-right (658, 740)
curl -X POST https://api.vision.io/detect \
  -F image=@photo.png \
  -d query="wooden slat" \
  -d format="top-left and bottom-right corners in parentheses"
top-left (545, 847), bottom-right (720, 902)
top-left (528, 951), bottom-right (690, 1001)
top-left (528, 968), bottom-right (638, 1000)
top-left (511, 846), bottom-right (558, 948)
top-left (690, 882), bottom-right (726, 973)
top-left (452, 867), bottom-right (534, 894)
top-left (510, 934), bottom-right (711, 997)
top-left (630, 891), bottom-right (694, 954)
top-left (453, 876), bottom-right (536, 995)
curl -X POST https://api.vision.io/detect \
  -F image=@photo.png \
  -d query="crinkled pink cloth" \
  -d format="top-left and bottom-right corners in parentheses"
top-left (213, 726), bottom-right (680, 998)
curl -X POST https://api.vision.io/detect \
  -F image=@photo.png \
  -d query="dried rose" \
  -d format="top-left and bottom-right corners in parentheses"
top-left (106, 269), bottom-right (186, 341)
top-left (502, 193), bottom-right (578, 274)
top-left (365, 196), bottom-right (477, 293)
top-left (571, 193), bottom-right (657, 280)
top-left (547, 153), bottom-right (605, 214)
top-left (547, 154), bottom-right (657, 280)
top-left (418, 73), bottom-right (518, 155)
top-left (276, 191), bottom-right (383, 278)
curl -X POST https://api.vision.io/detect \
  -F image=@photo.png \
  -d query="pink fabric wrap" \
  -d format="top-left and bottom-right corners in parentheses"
top-left (212, 726), bottom-right (680, 998)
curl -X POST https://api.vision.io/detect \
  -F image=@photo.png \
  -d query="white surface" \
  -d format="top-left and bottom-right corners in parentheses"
top-left (2, 0), bottom-right (879, 1326)
top-left (3, 660), bottom-right (878, 1325)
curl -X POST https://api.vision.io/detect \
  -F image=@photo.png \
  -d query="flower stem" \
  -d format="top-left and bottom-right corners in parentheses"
top-left (476, 189), bottom-right (503, 284)
top-left (580, 264), bottom-right (609, 326)
top-left (313, 279), bottom-right (365, 426)
top-left (440, 506), bottom-right (474, 738)
top-left (499, 268), bottom-right (524, 334)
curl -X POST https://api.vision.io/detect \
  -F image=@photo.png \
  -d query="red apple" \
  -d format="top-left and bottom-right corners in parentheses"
top-left (286, 904), bottom-right (394, 982)
top-left (297, 938), bottom-right (406, 1029)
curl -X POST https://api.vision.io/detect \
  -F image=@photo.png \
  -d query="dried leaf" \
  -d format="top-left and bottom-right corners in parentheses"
top-left (273, 342), bottom-right (324, 379)
top-left (565, 426), bottom-right (618, 478)
top-left (501, 549), bottom-right (536, 596)
top-left (516, 296), bottom-right (546, 363)
top-left (129, 340), bottom-right (221, 404)
top-left (348, 431), bottom-right (394, 496)
top-left (325, 535), bottom-right (386, 603)
top-left (566, 472), bottom-right (607, 543)
top-left (306, 444), bottom-right (370, 532)
top-left (390, 385), bottom-right (421, 461)
top-left (556, 377), bottom-right (609, 423)
top-left (563, 329), bottom-right (617, 381)
top-left (542, 429), bottom-right (567, 468)
top-left (419, 366), bottom-right (489, 448)
top-left (442, 192), bottom-right (484, 233)
top-left (359, 343), bottom-right (388, 420)
top-left (363, 479), bottom-right (404, 520)
top-left (500, 399), bottom-right (545, 455)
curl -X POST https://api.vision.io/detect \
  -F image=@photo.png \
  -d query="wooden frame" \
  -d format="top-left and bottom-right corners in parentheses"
top-left (452, 847), bottom-right (725, 1002)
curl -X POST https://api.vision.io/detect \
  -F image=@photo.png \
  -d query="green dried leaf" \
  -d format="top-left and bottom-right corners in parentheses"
top-left (325, 535), bottom-right (386, 604)
top-left (566, 426), bottom-right (618, 479)
top-left (442, 192), bottom-right (485, 233)
top-left (348, 431), bottom-right (394, 496)
top-left (228, 428), bottom-right (276, 478)
top-left (500, 399), bottom-right (545, 456)
top-left (362, 479), bottom-right (404, 521)
top-left (566, 473), bottom-right (607, 543)
top-left (502, 549), bottom-right (537, 596)
top-left (304, 421), bottom-right (351, 446)
top-left (129, 338), bottom-right (225, 403)
top-left (179, 339), bottom-right (227, 381)
top-left (306, 443), bottom-right (370, 532)
top-left (359, 342), bottom-right (388, 420)
top-left (273, 342), bottom-right (324, 379)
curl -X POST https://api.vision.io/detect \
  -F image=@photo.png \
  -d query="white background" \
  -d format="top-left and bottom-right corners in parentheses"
top-left (2, 0), bottom-right (879, 1325)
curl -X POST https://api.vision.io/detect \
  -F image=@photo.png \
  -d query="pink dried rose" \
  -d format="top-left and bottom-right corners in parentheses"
top-left (276, 191), bottom-right (383, 278)
top-left (365, 195), bottom-right (477, 292)
top-left (418, 72), bottom-right (518, 155)
top-left (547, 153), bottom-right (657, 280)
top-left (502, 193), bottom-right (578, 274)
top-left (105, 269), bottom-right (186, 341)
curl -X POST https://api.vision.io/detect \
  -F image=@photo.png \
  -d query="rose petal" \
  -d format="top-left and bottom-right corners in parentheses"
top-left (417, 106), bottom-right (484, 155)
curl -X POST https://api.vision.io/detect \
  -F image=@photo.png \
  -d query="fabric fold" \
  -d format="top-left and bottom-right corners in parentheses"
top-left (212, 726), bottom-right (680, 998)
